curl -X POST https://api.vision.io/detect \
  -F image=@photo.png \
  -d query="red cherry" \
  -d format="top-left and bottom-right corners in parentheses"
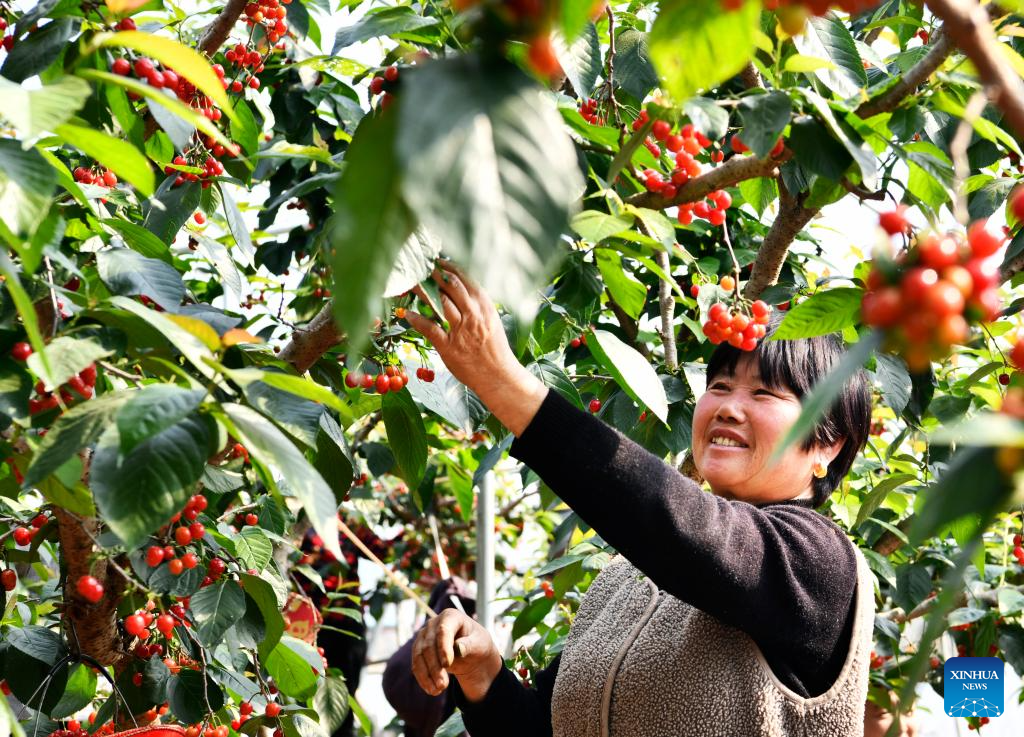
top-left (112, 58), bottom-right (131, 76)
top-left (167, 558), bottom-right (184, 576)
top-left (124, 614), bottom-right (147, 636)
top-left (878, 206), bottom-right (909, 236)
top-left (1011, 186), bottom-right (1024, 223)
top-left (193, 212), bottom-right (205, 225)
top-left (265, 703), bottom-right (281, 718)
top-left (751, 300), bottom-right (770, 319)
top-left (375, 374), bottom-right (390, 394)
top-left (133, 58), bottom-right (154, 78)
top-left (1, 569), bottom-right (16, 591)
top-left (389, 374), bottom-right (404, 392)
top-left (146, 546), bottom-right (165, 567)
top-left (181, 552), bottom-right (198, 569)
top-left (245, 513), bottom-right (259, 526)
top-left (30, 513), bottom-right (48, 529)
top-left (384, 66), bottom-right (399, 82)
top-left (208, 558), bottom-right (226, 576)
top-left (690, 285), bottom-right (700, 298)
top-left (174, 527), bottom-right (192, 546)
top-left (76, 575), bottom-right (104, 603)
top-left (369, 76), bottom-right (385, 95)
top-left (13, 527), bottom-right (32, 546)
top-left (345, 372), bottom-right (360, 388)
top-left (967, 220), bottom-right (1005, 257)
top-left (189, 522), bottom-right (205, 539)
top-left (589, 399), bottom-right (602, 413)
top-left (156, 614), bottom-right (176, 635)
top-left (998, 373), bottom-right (1010, 385)
top-left (248, 76), bottom-right (260, 89)
top-left (11, 342), bottom-right (32, 361)
top-left (117, 17), bottom-right (137, 31)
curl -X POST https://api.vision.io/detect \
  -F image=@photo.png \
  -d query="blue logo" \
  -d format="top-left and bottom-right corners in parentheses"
top-left (944, 657), bottom-right (1004, 719)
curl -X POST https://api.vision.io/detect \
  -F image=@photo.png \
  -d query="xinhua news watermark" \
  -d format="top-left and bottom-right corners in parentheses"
top-left (944, 657), bottom-right (1004, 721)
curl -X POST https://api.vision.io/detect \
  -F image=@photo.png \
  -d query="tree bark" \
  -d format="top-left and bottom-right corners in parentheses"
top-left (626, 151), bottom-right (785, 209)
top-left (278, 301), bottom-right (345, 374)
top-left (743, 181), bottom-right (816, 300)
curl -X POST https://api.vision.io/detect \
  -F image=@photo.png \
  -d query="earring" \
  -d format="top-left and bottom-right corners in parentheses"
top-left (812, 460), bottom-right (828, 479)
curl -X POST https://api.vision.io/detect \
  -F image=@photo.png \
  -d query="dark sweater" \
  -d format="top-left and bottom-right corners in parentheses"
top-left (454, 389), bottom-right (860, 737)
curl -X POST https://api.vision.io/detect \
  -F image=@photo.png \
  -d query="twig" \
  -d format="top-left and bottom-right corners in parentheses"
top-left (625, 150), bottom-right (786, 209)
top-left (855, 28), bottom-right (954, 118)
top-left (336, 518), bottom-right (435, 619)
top-left (604, 5), bottom-right (623, 134)
top-left (656, 250), bottom-right (677, 371)
top-left (840, 178), bottom-right (887, 202)
top-left (925, 0), bottom-right (1024, 140)
top-left (950, 91), bottom-right (988, 225)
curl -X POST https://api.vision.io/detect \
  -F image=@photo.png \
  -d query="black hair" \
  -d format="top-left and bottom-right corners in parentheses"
top-left (704, 311), bottom-right (872, 507)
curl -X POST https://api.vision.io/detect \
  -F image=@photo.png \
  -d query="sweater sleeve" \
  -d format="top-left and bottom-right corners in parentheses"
top-left (509, 389), bottom-right (858, 696)
top-left (452, 654), bottom-right (559, 737)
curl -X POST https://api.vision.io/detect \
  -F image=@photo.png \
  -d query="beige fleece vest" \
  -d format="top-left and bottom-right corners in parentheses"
top-left (550, 544), bottom-right (875, 737)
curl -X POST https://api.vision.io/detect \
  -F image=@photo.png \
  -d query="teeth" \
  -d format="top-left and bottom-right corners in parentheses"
top-left (710, 437), bottom-right (745, 447)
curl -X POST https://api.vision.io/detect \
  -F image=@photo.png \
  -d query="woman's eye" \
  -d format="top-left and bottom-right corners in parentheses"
top-left (755, 389), bottom-right (774, 396)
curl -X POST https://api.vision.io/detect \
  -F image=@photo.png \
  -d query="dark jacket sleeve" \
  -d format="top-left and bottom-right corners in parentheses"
top-left (509, 389), bottom-right (858, 696)
top-left (452, 654), bottom-right (559, 737)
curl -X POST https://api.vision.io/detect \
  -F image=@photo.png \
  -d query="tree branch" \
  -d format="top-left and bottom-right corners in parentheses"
top-left (656, 250), bottom-right (678, 371)
top-left (625, 151), bottom-right (786, 209)
top-left (197, 0), bottom-right (248, 55)
top-left (739, 61), bottom-right (764, 91)
top-left (742, 179), bottom-right (816, 300)
top-left (854, 27), bottom-right (954, 119)
top-left (925, 0), bottom-right (1024, 140)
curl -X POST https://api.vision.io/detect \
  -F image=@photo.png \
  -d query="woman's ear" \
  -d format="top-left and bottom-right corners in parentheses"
top-left (823, 438), bottom-right (845, 465)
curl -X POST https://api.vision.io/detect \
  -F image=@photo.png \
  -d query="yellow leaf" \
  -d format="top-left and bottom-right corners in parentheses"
top-left (99, 32), bottom-right (236, 125)
top-left (166, 314), bottom-right (221, 351)
top-left (222, 328), bottom-right (262, 346)
top-left (784, 54), bottom-right (837, 73)
top-left (105, 0), bottom-right (149, 14)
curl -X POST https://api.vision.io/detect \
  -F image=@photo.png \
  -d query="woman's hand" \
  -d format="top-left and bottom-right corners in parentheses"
top-left (411, 609), bottom-right (504, 702)
top-left (404, 261), bottom-right (548, 437)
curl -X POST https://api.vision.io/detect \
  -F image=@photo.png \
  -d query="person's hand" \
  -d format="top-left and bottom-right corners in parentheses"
top-left (404, 261), bottom-right (548, 437)
top-left (411, 608), bottom-right (503, 702)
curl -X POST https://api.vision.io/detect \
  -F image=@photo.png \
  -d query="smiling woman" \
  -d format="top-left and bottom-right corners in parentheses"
top-left (694, 311), bottom-right (872, 508)
top-left (404, 262), bottom-right (878, 737)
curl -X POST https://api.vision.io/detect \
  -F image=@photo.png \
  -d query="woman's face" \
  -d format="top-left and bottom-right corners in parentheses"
top-left (691, 353), bottom-right (842, 505)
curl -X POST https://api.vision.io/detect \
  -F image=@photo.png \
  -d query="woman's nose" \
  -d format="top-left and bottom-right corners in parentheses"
top-left (714, 396), bottom-right (746, 423)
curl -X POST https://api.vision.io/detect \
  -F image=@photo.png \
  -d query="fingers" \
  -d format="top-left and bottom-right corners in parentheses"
top-left (411, 622), bottom-right (445, 696)
top-left (437, 289), bottom-right (463, 326)
top-left (432, 266), bottom-right (473, 321)
top-left (404, 310), bottom-right (448, 349)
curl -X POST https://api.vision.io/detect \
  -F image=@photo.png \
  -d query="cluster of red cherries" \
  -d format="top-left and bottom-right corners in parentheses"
top-left (166, 149), bottom-right (232, 189)
top-left (28, 363), bottom-right (97, 415)
top-left (1012, 533), bottom-right (1024, 567)
top-left (0, 18), bottom-right (11, 52)
top-left (577, 98), bottom-right (603, 126)
top-left (142, 494), bottom-right (213, 576)
top-left (369, 65), bottom-right (400, 110)
top-left (243, 0), bottom-right (292, 43)
top-left (72, 165), bottom-right (117, 188)
top-left (11, 512), bottom-right (49, 547)
top-left (344, 365), bottom-right (421, 394)
top-left (861, 208), bottom-right (1005, 372)
top-left (702, 298), bottom-right (773, 351)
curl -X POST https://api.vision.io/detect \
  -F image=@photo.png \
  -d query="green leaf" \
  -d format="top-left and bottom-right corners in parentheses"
top-left (116, 385), bottom-right (207, 454)
top-left (313, 673), bottom-right (350, 736)
top-left (785, 116), bottom-right (851, 182)
top-left (872, 353), bottom-right (911, 415)
top-left (230, 98), bottom-right (260, 158)
top-left (265, 637), bottom-right (322, 699)
top-left (168, 669), bottom-right (224, 725)
top-left (512, 596), bottom-right (555, 640)
top-left (50, 664), bottom-right (97, 719)
top-left (190, 580), bottom-right (247, 648)
top-left (315, 413), bottom-right (354, 503)
top-left (554, 23), bottom-right (602, 99)
top-left (194, 234), bottom-right (243, 301)
top-left (0, 139), bottom-right (56, 238)
top-left (737, 176), bottom-right (779, 216)
top-left (102, 218), bottom-right (173, 263)
top-left (683, 97), bottom-right (729, 141)
top-left (0, 18), bottom-right (76, 83)
top-left (650, 0), bottom-right (759, 101)
top-left (97, 248), bottom-right (185, 311)
top-left (528, 359), bottom-right (583, 410)
top-left (241, 573), bottom-right (286, 659)
top-left (769, 331), bottom-right (880, 464)
top-left (23, 392), bottom-right (129, 489)
top-left (100, 31), bottom-right (235, 125)
top-left (235, 527), bottom-right (273, 571)
top-left (998, 588), bottom-right (1024, 616)
top-left (91, 414), bottom-right (215, 548)
top-left (332, 6), bottom-right (439, 51)
top-left (383, 226), bottom-right (443, 297)
top-left (330, 109), bottom-right (414, 359)
top-left (854, 473), bottom-right (915, 527)
top-left (772, 287), bottom-right (862, 339)
top-left (142, 173), bottom-right (203, 245)
top-left (614, 29), bottom-right (659, 100)
top-left (587, 329), bottom-right (668, 423)
top-left (221, 186), bottom-right (255, 265)
top-left (405, 366), bottom-right (485, 433)
top-left (0, 76), bottom-right (91, 139)
top-left (738, 91), bottom-right (791, 159)
top-left (396, 54), bottom-right (583, 322)
top-left (571, 211), bottom-right (633, 243)
top-left (792, 13), bottom-right (867, 98)
top-left (229, 369), bottom-right (354, 427)
top-left (801, 90), bottom-right (876, 188)
top-left (381, 389), bottom-right (428, 489)
top-left (54, 124), bottom-right (154, 197)
top-left (7, 626), bottom-right (65, 664)
top-left (222, 403), bottom-right (342, 561)
top-left (596, 250), bottom-right (646, 319)
top-left (25, 336), bottom-right (113, 393)
top-left (434, 712), bottom-right (465, 737)
top-left (893, 563), bottom-right (933, 614)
